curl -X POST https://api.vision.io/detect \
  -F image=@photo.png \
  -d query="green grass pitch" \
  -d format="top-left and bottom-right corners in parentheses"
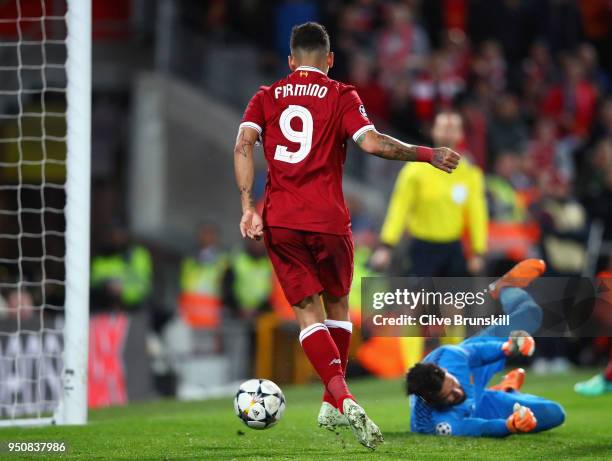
top-left (1, 369), bottom-right (611, 460)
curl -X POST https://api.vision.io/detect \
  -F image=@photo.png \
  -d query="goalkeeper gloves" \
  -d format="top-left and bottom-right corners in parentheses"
top-left (506, 403), bottom-right (537, 433)
top-left (502, 330), bottom-right (535, 357)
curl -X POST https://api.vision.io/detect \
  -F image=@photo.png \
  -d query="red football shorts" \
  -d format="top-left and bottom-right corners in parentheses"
top-left (263, 227), bottom-right (354, 306)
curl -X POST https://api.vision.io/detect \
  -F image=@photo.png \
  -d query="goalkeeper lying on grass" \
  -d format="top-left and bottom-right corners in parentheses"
top-left (406, 259), bottom-right (565, 437)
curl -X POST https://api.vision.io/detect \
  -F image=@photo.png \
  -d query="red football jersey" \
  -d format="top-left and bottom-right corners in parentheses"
top-left (240, 65), bottom-right (374, 235)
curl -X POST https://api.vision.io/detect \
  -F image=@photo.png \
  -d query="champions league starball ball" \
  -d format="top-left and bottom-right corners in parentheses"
top-left (234, 379), bottom-right (286, 429)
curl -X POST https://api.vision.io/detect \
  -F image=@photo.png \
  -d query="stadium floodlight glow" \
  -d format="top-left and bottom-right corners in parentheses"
top-left (0, 0), bottom-right (90, 427)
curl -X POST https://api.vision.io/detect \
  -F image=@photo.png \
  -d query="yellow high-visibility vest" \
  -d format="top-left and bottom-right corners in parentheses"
top-left (231, 252), bottom-right (272, 311)
top-left (91, 246), bottom-right (152, 307)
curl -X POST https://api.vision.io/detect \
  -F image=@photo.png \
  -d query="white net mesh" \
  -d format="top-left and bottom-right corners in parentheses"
top-left (0, 0), bottom-right (69, 422)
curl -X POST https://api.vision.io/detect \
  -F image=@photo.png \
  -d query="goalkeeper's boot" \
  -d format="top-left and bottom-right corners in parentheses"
top-left (317, 401), bottom-right (349, 431)
top-left (342, 398), bottom-right (384, 450)
top-left (574, 374), bottom-right (612, 396)
top-left (490, 368), bottom-right (526, 392)
top-left (489, 259), bottom-right (546, 300)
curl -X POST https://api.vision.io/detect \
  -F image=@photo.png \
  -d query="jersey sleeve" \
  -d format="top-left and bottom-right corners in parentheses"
top-left (432, 415), bottom-right (510, 438)
top-left (240, 88), bottom-right (266, 137)
top-left (339, 87), bottom-right (375, 142)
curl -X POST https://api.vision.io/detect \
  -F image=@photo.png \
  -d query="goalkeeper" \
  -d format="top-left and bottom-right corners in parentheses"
top-left (406, 259), bottom-right (565, 437)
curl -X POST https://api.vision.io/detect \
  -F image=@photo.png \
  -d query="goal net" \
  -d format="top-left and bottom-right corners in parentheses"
top-left (0, 0), bottom-right (90, 426)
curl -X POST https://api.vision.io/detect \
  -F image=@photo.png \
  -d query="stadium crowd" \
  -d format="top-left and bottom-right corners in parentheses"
top-left (197, 0), bottom-right (612, 262)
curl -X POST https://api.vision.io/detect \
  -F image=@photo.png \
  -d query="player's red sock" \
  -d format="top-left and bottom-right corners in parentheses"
top-left (322, 320), bottom-right (352, 408)
top-left (299, 323), bottom-right (353, 412)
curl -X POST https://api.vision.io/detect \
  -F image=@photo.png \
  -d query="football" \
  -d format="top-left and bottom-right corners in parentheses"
top-left (234, 379), bottom-right (286, 429)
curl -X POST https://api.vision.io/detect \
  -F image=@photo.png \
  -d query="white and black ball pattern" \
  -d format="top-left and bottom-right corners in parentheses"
top-left (234, 379), bottom-right (286, 429)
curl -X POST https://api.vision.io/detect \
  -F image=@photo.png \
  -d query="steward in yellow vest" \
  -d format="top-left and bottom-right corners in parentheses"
top-left (91, 226), bottom-right (152, 311)
top-left (178, 224), bottom-right (228, 328)
top-left (223, 239), bottom-right (272, 319)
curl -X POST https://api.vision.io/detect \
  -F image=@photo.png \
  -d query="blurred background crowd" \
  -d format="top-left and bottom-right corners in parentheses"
top-left (1, 0), bottom-right (612, 407)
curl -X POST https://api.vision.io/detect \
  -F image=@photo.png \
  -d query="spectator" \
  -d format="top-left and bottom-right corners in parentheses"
top-left (580, 139), bottom-right (612, 239)
top-left (421, 0), bottom-right (469, 48)
top-left (178, 223), bottom-right (227, 328)
top-left (347, 55), bottom-right (390, 128)
top-left (521, 41), bottom-right (556, 122)
top-left (541, 54), bottom-right (598, 140)
top-left (587, 97), bottom-right (612, 148)
top-left (411, 51), bottom-right (465, 125)
top-left (90, 224), bottom-right (153, 312)
top-left (577, 42), bottom-right (610, 93)
top-left (376, 3), bottom-right (429, 88)
top-left (223, 238), bottom-right (273, 320)
top-left (487, 93), bottom-right (529, 160)
top-left (331, 2), bottom-right (380, 80)
top-left (537, 174), bottom-right (588, 275)
top-left (526, 118), bottom-right (574, 182)
top-left (471, 40), bottom-right (507, 94)
top-left (389, 75), bottom-right (421, 141)
top-left (439, 28), bottom-right (471, 81)
top-left (458, 97), bottom-right (488, 170)
top-left (0, 288), bottom-right (35, 322)
top-left (486, 152), bottom-right (526, 223)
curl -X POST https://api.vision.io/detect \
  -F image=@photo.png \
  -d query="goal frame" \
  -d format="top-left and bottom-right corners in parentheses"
top-left (56, 0), bottom-right (91, 426)
top-left (0, 0), bottom-right (91, 428)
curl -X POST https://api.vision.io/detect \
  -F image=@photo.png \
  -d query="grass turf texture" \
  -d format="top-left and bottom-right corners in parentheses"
top-left (1, 369), bottom-right (611, 460)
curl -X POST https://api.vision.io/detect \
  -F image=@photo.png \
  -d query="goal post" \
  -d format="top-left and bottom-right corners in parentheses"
top-left (59, 0), bottom-right (91, 426)
top-left (0, 0), bottom-right (91, 427)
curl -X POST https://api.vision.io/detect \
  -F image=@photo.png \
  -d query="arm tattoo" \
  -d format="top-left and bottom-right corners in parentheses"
top-left (432, 149), bottom-right (444, 165)
top-left (239, 185), bottom-right (255, 209)
top-left (236, 130), bottom-right (256, 158)
top-left (234, 128), bottom-right (258, 211)
top-left (371, 132), bottom-right (418, 161)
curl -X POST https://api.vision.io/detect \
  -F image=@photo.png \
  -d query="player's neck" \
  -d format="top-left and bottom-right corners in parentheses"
top-left (293, 62), bottom-right (328, 74)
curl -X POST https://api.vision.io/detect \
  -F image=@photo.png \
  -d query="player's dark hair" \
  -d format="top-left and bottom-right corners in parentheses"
top-left (406, 363), bottom-right (446, 402)
top-left (290, 22), bottom-right (330, 55)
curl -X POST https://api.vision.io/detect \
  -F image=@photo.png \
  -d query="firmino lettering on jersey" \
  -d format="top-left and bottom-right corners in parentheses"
top-left (274, 83), bottom-right (328, 99)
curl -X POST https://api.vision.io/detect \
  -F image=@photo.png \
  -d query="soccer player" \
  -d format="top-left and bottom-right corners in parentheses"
top-left (406, 259), bottom-right (566, 437)
top-left (574, 271), bottom-right (612, 396)
top-left (233, 22), bottom-right (460, 449)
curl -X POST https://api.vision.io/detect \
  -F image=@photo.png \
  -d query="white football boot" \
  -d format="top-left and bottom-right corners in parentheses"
top-left (317, 401), bottom-right (349, 431)
top-left (342, 398), bottom-right (384, 450)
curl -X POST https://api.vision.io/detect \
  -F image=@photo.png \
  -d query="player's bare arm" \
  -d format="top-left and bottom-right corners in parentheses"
top-left (355, 130), bottom-right (461, 174)
top-left (233, 126), bottom-right (263, 240)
